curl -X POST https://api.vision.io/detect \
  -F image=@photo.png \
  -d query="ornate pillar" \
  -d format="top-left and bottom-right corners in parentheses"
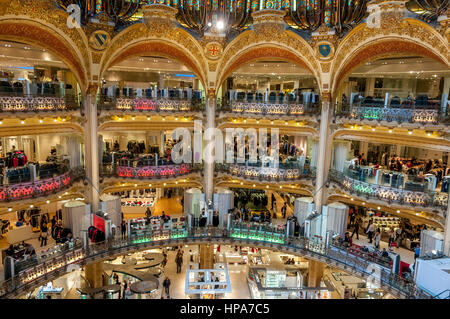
top-left (199, 244), bottom-right (214, 269)
top-left (307, 260), bottom-right (324, 287)
top-left (83, 84), bottom-right (100, 212)
top-left (204, 90), bottom-right (216, 202)
top-left (314, 93), bottom-right (333, 212)
top-left (84, 262), bottom-right (103, 289)
top-left (444, 199), bottom-right (450, 257)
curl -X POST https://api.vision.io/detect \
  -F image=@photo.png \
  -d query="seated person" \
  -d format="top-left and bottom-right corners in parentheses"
top-left (24, 243), bottom-right (36, 256)
top-left (381, 248), bottom-right (389, 259)
top-left (5, 244), bottom-right (15, 257)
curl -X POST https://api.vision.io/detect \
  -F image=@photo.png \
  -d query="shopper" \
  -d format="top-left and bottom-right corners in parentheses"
top-left (281, 203), bottom-right (287, 219)
top-left (122, 281), bottom-right (127, 299)
top-left (176, 251), bottom-right (183, 273)
top-left (189, 250), bottom-right (194, 262)
top-left (163, 277), bottom-right (171, 296)
top-left (388, 227), bottom-right (395, 248)
top-left (145, 207), bottom-right (151, 218)
top-left (366, 220), bottom-right (375, 243)
top-left (50, 215), bottom-right (56, 229)
top-left (414, 245), bottom-right (420, 260)
top-left (121, 219), bottom-right (127, 239)
top-left (374, 230), bottom-right (381, 249)
top-left (24, 243), bottom-right (36, 257)
top-left (351, 218), bottom-right (360, 240)
top-left (40, 221), bottom-right (48, 247)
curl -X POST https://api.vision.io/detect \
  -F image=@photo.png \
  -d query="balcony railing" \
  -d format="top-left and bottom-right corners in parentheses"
top-left (329, 169), bottom-right (448, 210)
top-left (100, 163), bottom-right (202, 179)
top-left (216, 162), bottom-right (316, 182)
top-left (0, 223), bottom-right (433, 299)
top-left (0, 167), bottom-right (84, 202)
top-left (98, 95), bottom-right (205, 113)
top-left (334, 96), bottom-right (449, 124)
top-left (219, 96), bottom-right (320, 116)
top-left (0, 93), bottom-right (80, 113)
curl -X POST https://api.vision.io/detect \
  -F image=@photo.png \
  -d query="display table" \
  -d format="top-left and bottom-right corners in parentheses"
top-left (6, 225), bottom-right (37, 244)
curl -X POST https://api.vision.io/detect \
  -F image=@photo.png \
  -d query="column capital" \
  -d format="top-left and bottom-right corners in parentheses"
top-left (322, 92), bottom-right (332, 103)
top-left (207, 89), bottom-right (216, 99)
top-left (86, 83), bottom-right (99, 97)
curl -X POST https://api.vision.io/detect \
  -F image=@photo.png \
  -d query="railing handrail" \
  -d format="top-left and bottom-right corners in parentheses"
top-left (0, 225), bottom-right (433, 299)
top-left (328, 168), bottom-right (448, 210)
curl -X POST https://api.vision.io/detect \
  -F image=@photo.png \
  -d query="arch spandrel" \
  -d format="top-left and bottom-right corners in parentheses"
top-left (0, 22), bottom-right (88, 89)
top-left (0, 0), bottom-right (91, 89)
top-left (331, 18), bottom-right (450, 94)
top-left (98, 23), bottom-right (208, 88)
top-left (215, 29), bottom-right (322, 94)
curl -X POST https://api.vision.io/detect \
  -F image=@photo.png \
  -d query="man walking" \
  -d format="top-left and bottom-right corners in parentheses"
top-left (351, 218), bottom-right (360, 240)
top-left (163, 277), bottom-right (171, 297)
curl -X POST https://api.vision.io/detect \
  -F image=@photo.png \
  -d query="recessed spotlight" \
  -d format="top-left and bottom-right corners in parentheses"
top-left (389, 129), bottom-right (392, 133)
top-left (371, 128), bottom-right (375, 131)
top-left (240, 182), bottom-right (243, 185)
top-left (58, 196), bottom-right (62, 199)
top-left (46, 200), bottom-right (50, 204)
top-left (132, 117), bottom-right (135, 120)
top-left (350, 198), bottom-right (354, 201)
top-left (8, 208), bottom-right (12, 212)
top-left (271, 121), bottom-right (274, 124)
top-left (20, 120), bottom-right (25, 124)
top-left (408, 131), bottom-right (412, 135)
top-left (30, 205), bottom-right (33, 208)
top-left (53, 118), bottom-right (57, 122)
top-left (396, 210), bottom-right (400, 213)
top-left (39, 119), bottom-right (43, 123)
top-left (266, 185), bottom-right (269, 188)
top-left (163, 183), bottom-right (167, 186)
top-left (377, 206), bottom-right (381, 210)
top-left (147, 116), bottom-right (150, 120)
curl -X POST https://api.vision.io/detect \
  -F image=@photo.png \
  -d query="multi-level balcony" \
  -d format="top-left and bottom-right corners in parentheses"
top-left (0, 166), bottom-right (84, 202)
top-left (216, 160), bottom-right (315, 183)
top-left (335, 93), bottom-right (449, 125)
top-left (97, 88), bottom-right (204, 114)
top-left (218, 91), bottom-right (320, 118)
top-left (100, 156), bottom-right (202, 181)
top-left (329, 168), bottom-right (448, 211)
top-left (0, 81), bottom-right (80, 114)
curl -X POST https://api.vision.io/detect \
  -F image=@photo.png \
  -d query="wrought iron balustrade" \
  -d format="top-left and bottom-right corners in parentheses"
top-left (0, 167), bottom-right (84, 202)
top-left (329, 169), bottom-right (448, 210)
top-left (0, 93), bottom-right (80, 112)
top-left (0, 223), bottom-right (434, 299)
top-left (216, 162), bottom-right (316, 182)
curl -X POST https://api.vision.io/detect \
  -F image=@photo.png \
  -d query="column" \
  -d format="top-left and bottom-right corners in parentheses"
top-left (308, 260), bottom-right (324, 287)
top-left (199, 244), bottom-right (214, 269)
top-left (444, 200), bottom-right (450, 257)
top-left (203, 91), bottom-right (216, 202)
top-left (314, 93), bottom-right (333, 213)
top-left (84, 262), bottom-right (104, 289)
top-left (83, 85), bottom-right (100, 212)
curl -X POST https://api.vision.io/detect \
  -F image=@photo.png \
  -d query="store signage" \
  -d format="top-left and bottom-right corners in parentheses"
top-left (93, 214), bottom-right (105, 233)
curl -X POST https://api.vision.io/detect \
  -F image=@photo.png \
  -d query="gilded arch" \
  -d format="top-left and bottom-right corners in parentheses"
top-left (0, 0), bottom-right (92, 89)
top-left (331, 19), bottom-right (450, 94)
top-left (215, 29), bottom-right (322, 93)
top-left (98, 23), bottom-right (208, 88)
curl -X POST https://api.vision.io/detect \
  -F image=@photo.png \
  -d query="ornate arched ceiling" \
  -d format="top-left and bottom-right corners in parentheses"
top-left (215, 29), bottom-right (322, 93)
top-left (98, 23), bottom-right (208, 88)
top-left (0, 0), bottom-right (91, 89)
top-left (331, 18), bottom-right (450, 93)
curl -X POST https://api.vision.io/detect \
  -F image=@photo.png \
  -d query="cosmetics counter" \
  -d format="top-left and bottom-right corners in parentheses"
top-left (247, 267), bottom-right (331, 299)
top-left (14, 247), bottom-right (85, 287)
top-left (230, 222), bottom-right (286, 244)
top-left (128, 216), bottom-right (187, 244)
